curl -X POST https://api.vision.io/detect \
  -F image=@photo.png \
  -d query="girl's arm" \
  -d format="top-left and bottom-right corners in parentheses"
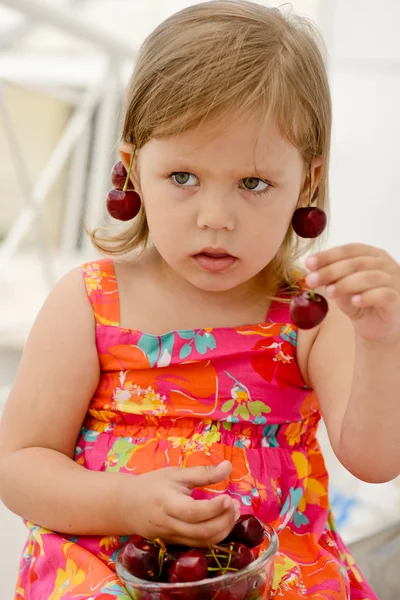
top-left (0, 268), bottom-right (237, 543)
top-left (304, 244), bottom-right (400, 484)
top-left (0, 268), bottom-right (128, 535)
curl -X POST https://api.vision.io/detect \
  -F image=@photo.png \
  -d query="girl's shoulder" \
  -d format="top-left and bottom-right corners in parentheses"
top-left (43, 264), bottom-right (99, 334)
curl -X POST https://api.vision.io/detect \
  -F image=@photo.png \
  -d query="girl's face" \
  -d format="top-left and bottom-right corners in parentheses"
top-left (124, 112), bottom-right (317, 293)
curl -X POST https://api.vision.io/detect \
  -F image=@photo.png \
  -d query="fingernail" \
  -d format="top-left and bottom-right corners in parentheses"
top-left (218, 460), bottom-right (232, 472)
top-left (232, 499), bottom-right (241, 520)
top-left (327, 285), bottom-right (335, 297)
top-left (223, 497), bottom-right (231, 509)
top-left (307, 255), bottom-right (318, 268)
top-left (306, 272), bottom-right (319, 286)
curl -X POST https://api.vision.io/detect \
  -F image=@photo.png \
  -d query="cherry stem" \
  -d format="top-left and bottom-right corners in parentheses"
top-left (308, 164), bottom-right (313, 207)
top-left (225, 543), bottom-right (234, 574)
top-left (209, 546), bottom-right (224, 570)
top-left (123, 146), bottom-right (136, 193)
top-left (207, 567), bottom-right (239, 572)
top-left (310, 289), bottom-right (316, 300)
top-left (212, 544), bottom-right (239, 557)
top-left (154, 538), bottom-right (167, 579)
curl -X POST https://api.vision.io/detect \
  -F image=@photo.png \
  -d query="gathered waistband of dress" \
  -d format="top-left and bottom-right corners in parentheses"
top-left (82, 413), bottom-right (321, 449)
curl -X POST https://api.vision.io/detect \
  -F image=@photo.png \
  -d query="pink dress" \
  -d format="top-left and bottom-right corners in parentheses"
top-left (16, 258), bottom-right (378, 599)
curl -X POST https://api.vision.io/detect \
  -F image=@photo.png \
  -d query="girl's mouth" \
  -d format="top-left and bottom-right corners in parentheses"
top-left (192, 249), bottom-right (237, 273)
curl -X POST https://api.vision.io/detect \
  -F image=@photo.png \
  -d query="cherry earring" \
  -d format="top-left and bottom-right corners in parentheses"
top-left (106, 147), bottom-right (141, 221)
top-left (291, 166), bottom-right (327, 238)
top-left (290, 165), bottom-right (329, 329)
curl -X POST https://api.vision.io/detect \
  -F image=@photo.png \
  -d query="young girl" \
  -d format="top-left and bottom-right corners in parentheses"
top-left (0, 1), bottom-right (399, 599)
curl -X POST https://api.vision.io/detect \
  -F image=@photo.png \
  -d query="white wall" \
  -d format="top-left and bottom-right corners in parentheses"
top-left (323, 0), bottom-right (400, 260)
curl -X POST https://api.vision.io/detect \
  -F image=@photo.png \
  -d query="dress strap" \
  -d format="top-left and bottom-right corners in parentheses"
top-left (267, 299), bottom-right (293, 325)
top-left (268, 272), bottom-right (306, 326)
top-left (81, 258), bottom-right (120, 326)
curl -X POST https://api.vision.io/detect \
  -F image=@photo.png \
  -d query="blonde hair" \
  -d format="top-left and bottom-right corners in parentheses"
top-left (90, 0), bottom-right (332, 294)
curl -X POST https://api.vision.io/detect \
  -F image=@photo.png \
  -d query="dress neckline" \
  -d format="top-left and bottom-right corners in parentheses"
top-left (93, 258), bottom-right (294, 337)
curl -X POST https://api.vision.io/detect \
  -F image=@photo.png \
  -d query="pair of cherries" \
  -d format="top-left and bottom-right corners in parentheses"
top-left (107, 161), bottom-right (328, 330)
top-left (107, 160), bottom-right (141, 222)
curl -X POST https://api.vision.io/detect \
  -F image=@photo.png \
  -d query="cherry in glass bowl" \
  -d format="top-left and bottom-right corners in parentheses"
top-left (116, 524), bottom-right (278, 600)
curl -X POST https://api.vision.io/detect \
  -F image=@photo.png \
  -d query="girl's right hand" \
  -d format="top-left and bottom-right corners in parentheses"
top-left (121, 460), bottom-right (240, 546)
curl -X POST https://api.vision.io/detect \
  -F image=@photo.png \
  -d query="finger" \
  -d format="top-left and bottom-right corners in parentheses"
top-left (232, 499), bottom-right (241, 520)
top-left (307, 244), bottom-right (386, 271)
top-left (177, 460), bottom-right (232, 490)
top-left (162, 507), bottom-right (237, 547)
top-left (165, 493), bottom-right (235, 524)
top-left (322, 271), bottom-right (394, 299)
top-left (351, 287), bottom-right (400, 312)
top-left (305, 256), bottom-right (392, 289)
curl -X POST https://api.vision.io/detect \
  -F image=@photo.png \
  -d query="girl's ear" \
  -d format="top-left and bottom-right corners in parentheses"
top-left (118, 142), bottom-right (142, 194)
top-left (298, 156), bottom-right (323, 207)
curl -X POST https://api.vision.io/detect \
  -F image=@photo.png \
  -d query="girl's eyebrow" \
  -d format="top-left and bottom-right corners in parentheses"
top-left (156, 159), bottom-right (285, 179)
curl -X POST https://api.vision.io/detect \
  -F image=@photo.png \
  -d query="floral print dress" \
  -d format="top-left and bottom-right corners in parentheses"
top-left (15, 258), bottom-right (377, 600)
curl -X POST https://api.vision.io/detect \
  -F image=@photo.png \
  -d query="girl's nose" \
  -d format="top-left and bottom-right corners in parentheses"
top-left (196, 194), bottom-right (236, 231)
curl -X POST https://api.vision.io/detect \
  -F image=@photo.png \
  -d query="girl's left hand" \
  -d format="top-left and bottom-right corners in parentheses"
top-left (305, 243), bottom-right (400, 343)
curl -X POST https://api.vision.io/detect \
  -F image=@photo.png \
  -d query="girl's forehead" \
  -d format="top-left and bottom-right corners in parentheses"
top-left (143, 112), bottom-right (301, 175)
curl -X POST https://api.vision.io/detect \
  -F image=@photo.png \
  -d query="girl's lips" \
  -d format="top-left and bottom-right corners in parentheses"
top-left (193, 252), bottom-right (237, 273)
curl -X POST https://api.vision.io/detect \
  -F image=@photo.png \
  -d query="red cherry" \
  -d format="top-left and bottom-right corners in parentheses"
top-left (205, 545), bottom-right (230, 570)
top-left (159, 554), bottom-right (177, 582)
top-left (211, 569), bottom-right (225, 578)
top-left (223, 578), bottom-right (248, 599)
top-left (290, 291), bottom-right (328, 329)
top-left (229, 542), bottom-right (254, 570)
top-left (227, 515), bottom-right (265, 548)
top-left (248, 573), bottom-right (265, 594)
top-left (160, 545), bottom-right (189, 581)
top-left (111, 161), bottom-right (134, 190)
top-left (212, 592), bottom-right (236, 600)
top-left (120, 537), bottom-right (159, 581)
top-left (160, 591), bottom-right (199, 600)
top-left (106, 189), bottom-right (141, 221)
top-left (168, 549), bottom-right (208, 583)
top-left (292, 207), bottom-right (327, 238)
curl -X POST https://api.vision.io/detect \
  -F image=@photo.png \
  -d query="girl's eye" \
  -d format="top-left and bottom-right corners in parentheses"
top-left (171, 172), bottom-right (198, 186)
top-left (241, 177), bottom-right (270, 193)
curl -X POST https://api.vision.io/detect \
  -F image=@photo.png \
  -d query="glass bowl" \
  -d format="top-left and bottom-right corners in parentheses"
top-left (116, 524), bottom-right (278, 600)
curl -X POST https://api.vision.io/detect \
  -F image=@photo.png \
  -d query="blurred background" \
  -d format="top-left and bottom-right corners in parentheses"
top-left (0, 0), bottom-right (399, 598)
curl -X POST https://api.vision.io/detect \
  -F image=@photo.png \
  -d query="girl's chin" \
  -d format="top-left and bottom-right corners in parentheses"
top-left (184, 270), bottom-right (253, 294)
top-left (157, 253), bottom-right (263, 293)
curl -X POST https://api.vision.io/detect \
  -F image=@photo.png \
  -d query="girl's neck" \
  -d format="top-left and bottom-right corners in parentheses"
top-left (116, 247), bottom-right (279, 334)
top-left (152, 247), bottom-right (274, 314)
